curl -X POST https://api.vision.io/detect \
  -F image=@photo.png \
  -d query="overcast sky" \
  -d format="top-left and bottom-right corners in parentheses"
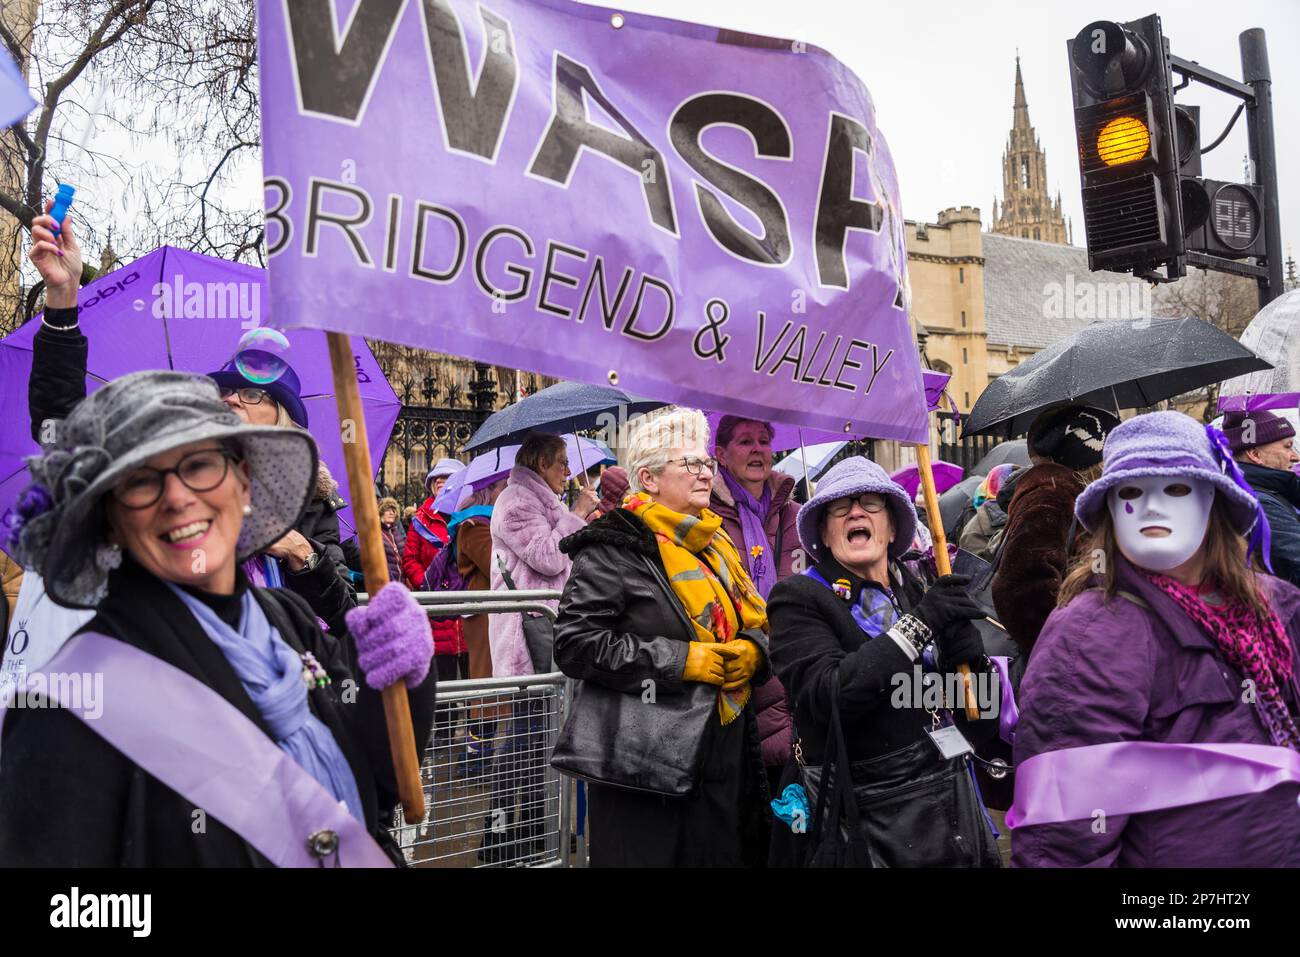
top-left (592, 0), bottom-right (1300, 262)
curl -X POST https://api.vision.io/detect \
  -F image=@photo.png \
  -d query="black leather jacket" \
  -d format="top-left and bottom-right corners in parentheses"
top-left (555, 508), bottom-right (771, 700)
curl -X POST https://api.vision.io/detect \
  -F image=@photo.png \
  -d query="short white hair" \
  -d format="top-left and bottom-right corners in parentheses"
top-left (625, 407), bottom-right (710, 493)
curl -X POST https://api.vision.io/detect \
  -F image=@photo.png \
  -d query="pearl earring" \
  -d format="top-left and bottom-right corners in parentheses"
top-left (95, 543), bottom-right (122, 572)
top-left (242, 504), bottom-right (253, 517)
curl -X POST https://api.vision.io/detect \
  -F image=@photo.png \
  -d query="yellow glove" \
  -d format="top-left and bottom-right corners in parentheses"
top-left (716, 639), bottom-right (762, 691)
top-left (682, 642), bottom-right (727, 685)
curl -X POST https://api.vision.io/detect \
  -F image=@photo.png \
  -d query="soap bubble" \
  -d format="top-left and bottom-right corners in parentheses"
top-left (234, 328), bottom-right (290, 384)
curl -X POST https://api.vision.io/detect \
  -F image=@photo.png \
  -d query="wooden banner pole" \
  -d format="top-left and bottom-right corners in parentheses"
top-left (327, 332), bottom-right (426, 823)
top-left (913, 442), bottom-right (981, 721)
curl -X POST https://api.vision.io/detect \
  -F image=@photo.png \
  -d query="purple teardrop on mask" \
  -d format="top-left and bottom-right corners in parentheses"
top-left (1124, 502), bottom-right (1134, 514)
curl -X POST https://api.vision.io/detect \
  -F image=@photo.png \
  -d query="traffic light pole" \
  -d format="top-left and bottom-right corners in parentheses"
top-left (1240, 28), bottom-right (1284, 305)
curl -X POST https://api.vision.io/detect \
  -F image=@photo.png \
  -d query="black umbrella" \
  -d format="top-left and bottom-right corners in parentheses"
top-left (464, 381), bottom-right (666, 453)
top-left (971, 440), bottom-right (1030, 476)
top-left (962, 317), bottom-right (1272, 439)
top-left (938, 474), bottom-right (984, 540)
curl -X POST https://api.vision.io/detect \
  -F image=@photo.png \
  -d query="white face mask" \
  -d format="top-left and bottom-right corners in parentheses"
top-left (1107, 476), bottom-right (1214, 572)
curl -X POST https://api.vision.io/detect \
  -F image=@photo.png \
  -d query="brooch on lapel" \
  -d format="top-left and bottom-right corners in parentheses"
top-left (301, 651), bottom-right (331, 689)
top-left (832, 578), bottom-right (852, 601)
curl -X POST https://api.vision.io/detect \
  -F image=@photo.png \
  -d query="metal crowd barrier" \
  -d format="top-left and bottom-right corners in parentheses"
top-left (358, 589), bottom-right (585, 868)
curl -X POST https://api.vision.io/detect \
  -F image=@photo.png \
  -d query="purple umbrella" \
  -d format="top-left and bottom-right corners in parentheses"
top-left (890, 460), bottom-right (964, 500)
top-left (0, 247), bottom-right (400, 553)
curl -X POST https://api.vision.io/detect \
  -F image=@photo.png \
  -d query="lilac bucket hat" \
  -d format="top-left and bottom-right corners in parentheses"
top-left (1074, 411), bottom-right (1262, 541)
top-left (797, 456), bottom-right (917, 563)
top-left (425, 457), bottom-right (464, 490)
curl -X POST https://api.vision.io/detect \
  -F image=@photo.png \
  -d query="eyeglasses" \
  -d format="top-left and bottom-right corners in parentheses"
top-left (111, 448), bottom-right (238, 509)
top-left (667, 456), bottom-right (717, 476)
top-left (219, 386), bottom-right (270, 406)
top-left (826, 493), bottom-right (888, 518)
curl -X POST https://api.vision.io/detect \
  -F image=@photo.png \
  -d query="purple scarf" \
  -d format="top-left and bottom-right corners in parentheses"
top-left (721, 467), bottom-right (776, 598)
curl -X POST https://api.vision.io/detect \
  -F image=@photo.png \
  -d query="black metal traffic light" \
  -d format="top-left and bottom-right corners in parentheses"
top-left (1067, 15), bottom-right (1185, 278)
top-left (1177, 105), bottom-right (1267, 260)
top-left (1184, 179), bottom-right (1267, 259)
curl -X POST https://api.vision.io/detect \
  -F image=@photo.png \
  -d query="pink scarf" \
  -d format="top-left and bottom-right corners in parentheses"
top-left (1142, 571), bottom-right (1300, 751)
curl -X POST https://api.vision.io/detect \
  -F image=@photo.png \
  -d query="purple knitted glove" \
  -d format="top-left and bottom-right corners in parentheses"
top-left (345, 582), bottom-right (433, 690)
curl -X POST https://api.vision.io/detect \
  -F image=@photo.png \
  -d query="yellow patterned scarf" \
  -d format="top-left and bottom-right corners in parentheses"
top-left (625, 492), bottom-right (768, 724)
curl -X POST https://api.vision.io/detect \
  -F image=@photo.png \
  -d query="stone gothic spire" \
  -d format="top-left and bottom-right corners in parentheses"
top-left (992, 56), bottom-right (1069, 245)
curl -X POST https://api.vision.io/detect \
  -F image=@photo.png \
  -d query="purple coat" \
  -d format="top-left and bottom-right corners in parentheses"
top-left (711, 469), bottom-right (800, 770)
top-left (489, 465), bottom-right (587, 677)
top-left (1013, 553), bottom-right (1300, 867)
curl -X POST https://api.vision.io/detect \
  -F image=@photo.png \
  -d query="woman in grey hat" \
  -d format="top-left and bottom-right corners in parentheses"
top-left (0, 371), bottom-right (435, 866)
top-left (766, 456), bottom-right (1001, 867)
top-left (22, 209), bottom-right (356, 638)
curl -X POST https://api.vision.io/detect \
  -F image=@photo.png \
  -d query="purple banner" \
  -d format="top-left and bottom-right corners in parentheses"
top-left (256, 0), bottom-right (928, 443)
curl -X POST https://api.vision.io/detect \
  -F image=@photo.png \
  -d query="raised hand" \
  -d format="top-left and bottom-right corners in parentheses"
top-left (29, 199), bottom-right (84, 309)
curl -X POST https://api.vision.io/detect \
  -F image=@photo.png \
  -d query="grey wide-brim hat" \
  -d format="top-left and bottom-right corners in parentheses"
top-left (797, 456), bottom-right (918, 564)
top-left (13, 370), bottom-right (318, 609)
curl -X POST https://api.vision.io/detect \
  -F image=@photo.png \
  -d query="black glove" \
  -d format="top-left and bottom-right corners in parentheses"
top-left (911, 574), bottom-right (984, 636)
top-left (935, 618), bottom-right (985, 671)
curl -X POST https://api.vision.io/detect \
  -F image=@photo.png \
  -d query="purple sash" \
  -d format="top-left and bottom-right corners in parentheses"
top-left (408, 513), bottom-right (443, 546)
top-left (1006, 740), bottom-right (1300, 829)
top-left (0, 632), bottom-right (394, 868)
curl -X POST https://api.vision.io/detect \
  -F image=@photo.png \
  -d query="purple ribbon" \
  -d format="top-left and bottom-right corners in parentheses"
top-left (1006, 740), bottom-right (1300, 829)
top-left (1218, 392), bottom-right (1300, 413)
top-left (1205, 424), bottom-right (1273, 573)
top-left (0, 632), bottom-right (395, 867)
top-left (989, 655), bottom-right (1019, 746)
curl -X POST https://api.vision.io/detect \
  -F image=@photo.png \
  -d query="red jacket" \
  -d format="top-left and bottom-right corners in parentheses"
top-left (402, 497), bottom-right (466, 656)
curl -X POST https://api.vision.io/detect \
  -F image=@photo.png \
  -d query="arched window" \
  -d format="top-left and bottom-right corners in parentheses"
top-left (1021, 157), bottom-right (1031, 189)
top-left (1022, 229), bottom-right (1029, 238)
top-left (1034, 228), bottom-right (1041, 240)
top-left (932, 359), bottom-right (953, 376)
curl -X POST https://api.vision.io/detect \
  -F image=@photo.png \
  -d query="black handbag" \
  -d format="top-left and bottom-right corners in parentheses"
top-left (550, 678), bottom-right (716, 797)
top-left (797, 681), bottom-right (1001, 868)
top-left (548, 547), bottom-right (716, 797)
top-left (496, 556), bottom-right (556, 674)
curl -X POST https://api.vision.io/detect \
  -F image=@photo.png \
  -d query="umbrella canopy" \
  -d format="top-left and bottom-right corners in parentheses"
top-left (962, 317), bottom-right (1272, 439)
top-left (0, 247), bottom-right (400, 553)
top-left (464, 381), bottom-right (666, 454)
top-left (970, 439), bottom-right (1031, 476)
top-left (890, 461), bottom-right (964, 500)
top-left (774, 441), bottom-right (847, 482)
top-left (1217, 288), bottom-right (1300, 411)
top-left (432, 437), bottom-right (615, 513)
